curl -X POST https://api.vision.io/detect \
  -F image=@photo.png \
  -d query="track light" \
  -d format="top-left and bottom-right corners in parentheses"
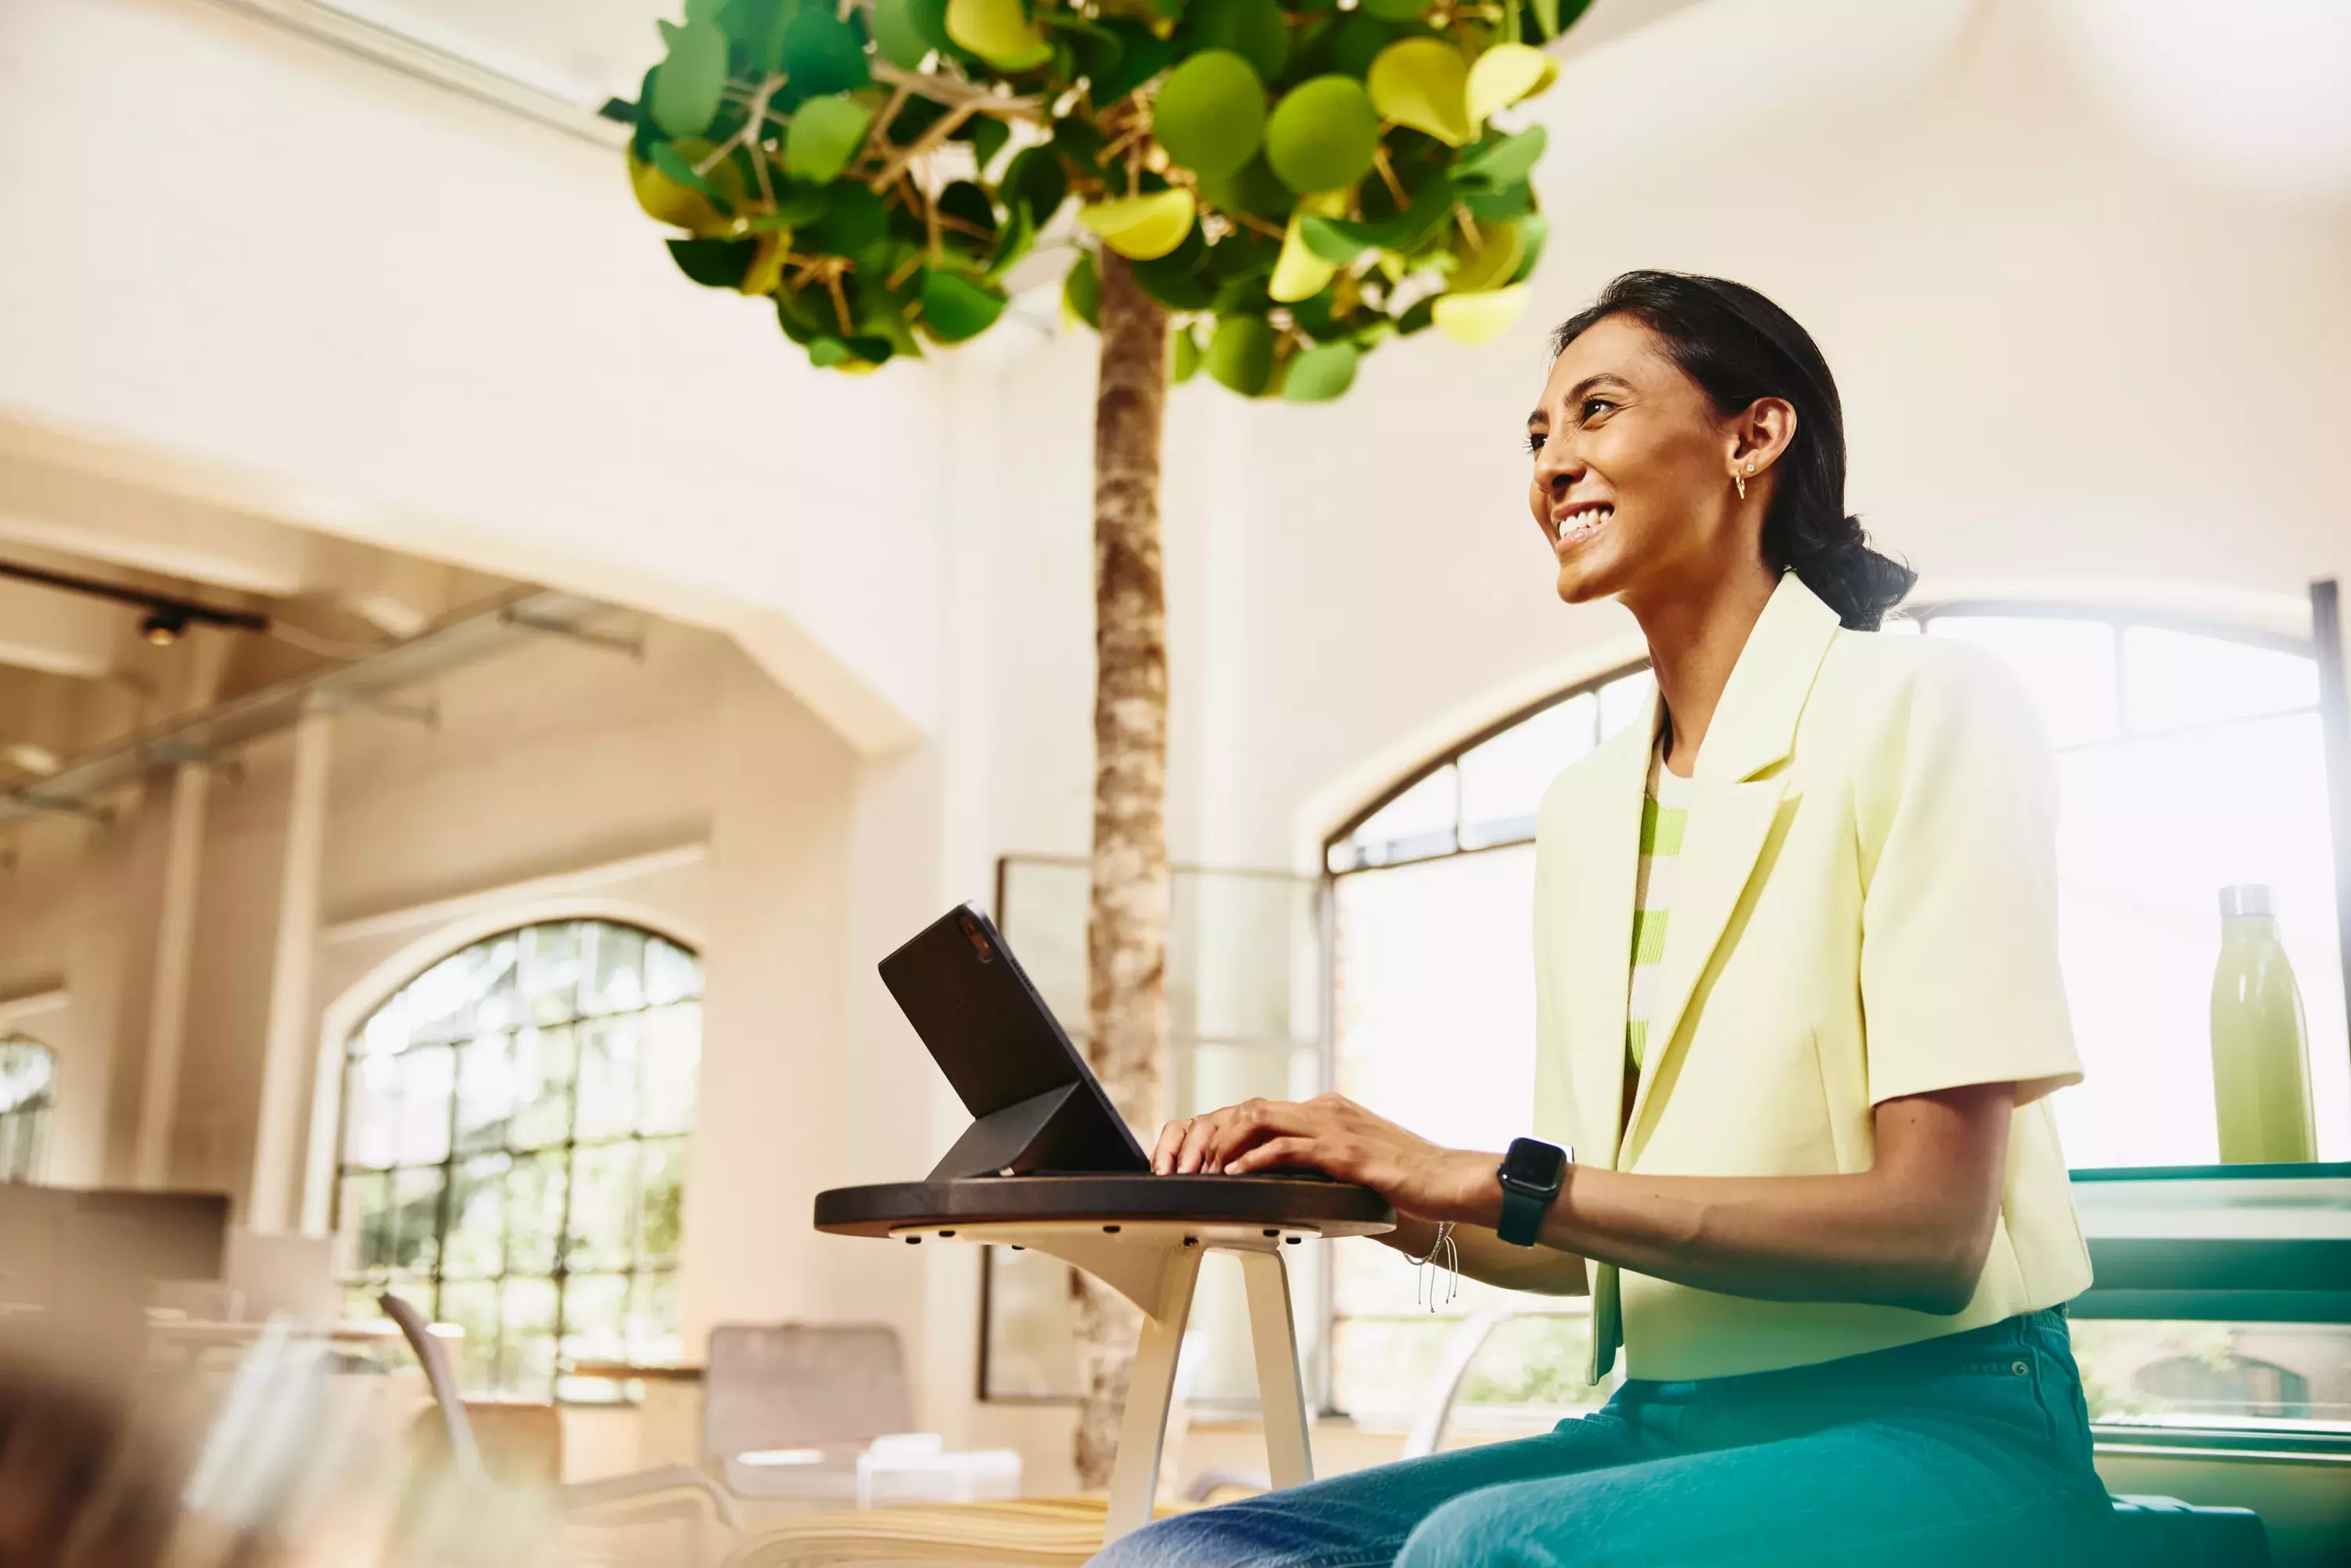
top-left (141, 610), bottom-right (189, 646)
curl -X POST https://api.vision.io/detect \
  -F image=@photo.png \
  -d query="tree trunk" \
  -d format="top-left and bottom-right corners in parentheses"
top-left (1074, 251), bottom-right (1171, 1490)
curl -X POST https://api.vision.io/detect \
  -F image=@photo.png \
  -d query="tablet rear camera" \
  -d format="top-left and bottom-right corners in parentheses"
top-left (959, 913), bottom-right (996, 963)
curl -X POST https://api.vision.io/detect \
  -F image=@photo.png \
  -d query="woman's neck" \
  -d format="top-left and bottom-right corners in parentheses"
top-left (1630, 563), bottom-right (1780, 778)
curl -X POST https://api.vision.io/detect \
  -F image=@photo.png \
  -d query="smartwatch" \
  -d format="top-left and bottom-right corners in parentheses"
top-left (1495, 1137), bottom-right (1568, 1247)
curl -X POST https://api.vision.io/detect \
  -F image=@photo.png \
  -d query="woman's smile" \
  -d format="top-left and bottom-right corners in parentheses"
top-left (1550, 500), bottom-right (1614, 555)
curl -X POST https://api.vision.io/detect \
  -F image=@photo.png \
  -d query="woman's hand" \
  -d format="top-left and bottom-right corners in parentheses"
top-left (1150, 1094), bottom-right (1500, 1224)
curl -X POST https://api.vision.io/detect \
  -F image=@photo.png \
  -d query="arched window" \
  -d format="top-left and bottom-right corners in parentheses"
top-left (0, 1036), bottom-right (55, 1182)
top-left (1320, 605), bottom-right (2348, 1421)
top-left (333, 920), bottom-right (702, 1399)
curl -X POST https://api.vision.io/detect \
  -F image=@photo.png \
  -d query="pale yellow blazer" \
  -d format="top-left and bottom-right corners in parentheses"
top-left (1533, 574), bottom-right (2092, 1384)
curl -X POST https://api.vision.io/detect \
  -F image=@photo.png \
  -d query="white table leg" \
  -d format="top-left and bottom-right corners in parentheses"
top-left (1103, 1243), bottom-right (1204, 1541)
top-left (1238, 1248), bottom-right (1314, 1490)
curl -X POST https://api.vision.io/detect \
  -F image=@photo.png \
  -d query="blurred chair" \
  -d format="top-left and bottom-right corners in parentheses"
top-left (378, 1292), bottom-right (743, 1536)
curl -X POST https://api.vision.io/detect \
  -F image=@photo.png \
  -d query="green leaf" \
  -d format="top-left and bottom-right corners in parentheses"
top-left (806, 181), bottom-right (888, 259)
top-left (1186, 0), bottom-right (1288, 83)
top-left (1509, 212), bottom-right (1548, 285)
top-left (1207, 313), bottom-right (1277, 396)
top-left (1284, 341), bottom-right (1360, 400)
top-left (1451, 125), bottom-right (1546, 192)
top-left (1079, 188), bottom-right (1197, 260)
top-left (809, 335), bottom-right (853, 368)
top-left (1463, 179), bottom-right (1534, 221)
top-left (987, 197), bottom-right (1038, 281)
top-left (649, 139), bottom-right (723, 201)
top-left (1465, 42), bottom-right (1558, 128)
top-left (1154, 49), bottom-right (1267, 179)
top-left (967, 115), bottom-right (1012, 178)
top-left (1531, 0), bottom-right (1559, 38)
top-left (1396, 295), bottom-right (1436, 334)
top-left (1301, 170), bottom-right (1454, 259)
top-left (1131, 230), bottom-right (1218, 310)
top-left (947, 0), bottom-right (1050, 68)
top-left (904, 0), bottom-right (959, 54)
top-left (784, 95), bottom-right (873, 183)
top-left (781, 9), bottom-right (871, 96)
top-left (1172, 328), bottom-right (1203, 383)
top-left (1089, 22), bottom-right (1176, 107)
top-left (846, 334), bottom-right (897, 366)
top-left (1265, 75), bottom-right (1381, 194)
top-left (667, 237), bottom-right (761, 288)
top-left (936, 179), bottom-right (999, 254)
top-left (1369, 38), bottom-right (1473, 147)
top-left (650, 20), bottom-right (729, 141)
top-left (872, 0), bottom-right (935, 69)
top-left (1449, 217), bottom-right (1524, 294)
top-left (1195, 154), bottom-right (1294, 223)
top-left (1328, 13), bottom-right (1402, 80)
top-left (766, 179), bottom-right (833, 226)
top-left (1063, 251), bottom-right (1101, 328)
top-left (1052, 117), bottom-right (1113, 178)
top-left (1003, 145), bottom-right (1069, 225)
top-left (919, 270), bottom-right (1008, 342)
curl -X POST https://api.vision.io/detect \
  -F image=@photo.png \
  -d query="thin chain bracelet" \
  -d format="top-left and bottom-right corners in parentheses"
top-left (1407, 1219), bottom-right (1460, 1312)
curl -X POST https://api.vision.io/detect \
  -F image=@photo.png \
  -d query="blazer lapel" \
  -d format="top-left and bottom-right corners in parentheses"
top-left (1556, 689), bottom-right (1657, 1172)
top-left (1620, 576), bottom-right (1842, 1164)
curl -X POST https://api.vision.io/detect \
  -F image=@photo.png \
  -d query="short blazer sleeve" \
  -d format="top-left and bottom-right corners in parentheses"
top-left (1858, 643), bottom-right (2083, 1107)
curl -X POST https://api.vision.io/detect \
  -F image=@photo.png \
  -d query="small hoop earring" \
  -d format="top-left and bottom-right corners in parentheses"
top-left (1734, 473), bottom-right (1748, 500)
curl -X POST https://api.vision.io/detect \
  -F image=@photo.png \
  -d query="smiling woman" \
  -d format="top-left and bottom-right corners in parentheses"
top-left (1103, 273), bottom-right (2121, 1568)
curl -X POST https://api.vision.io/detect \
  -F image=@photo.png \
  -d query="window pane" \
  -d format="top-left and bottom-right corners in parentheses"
top-left (644, 938), bottom-right (702, 1006)
top-left (562, 1273), bottom-right (630, 1367)
top-left (1596, 668), bottom-right (1656, 741)
top-left (505, 1151), bottom-right (569, 1274)
top-left (500, 1276), bottom-right (559, 1396)
top-left (341, 1055), bottom-right (400, 1170)
top-left (336, 1171), bottom-right (390, 1276)
top-left (628, 1270), bottom-right (683, 1366)
top-left (2074, 1320), bottom-right (2351, 1434)
top-left (440, 1280), bottom-right (502, 1390)
top-left (1929, 617), bottom-right (2119, 748)
top-left (1458, 693), bottom-right (1597, 849)
top-left (0, 1040), bottom-right (53, 1112)
top-left (453, 1031), bottom-right (515, 1155)
top-left (1333, 766), bottom-right (1458, 872)
top-left (575, 1016), bottom-right (640, 1143)
top-left (567, 1143), bottom-right (639, 1273)
top-left (637, 1137), bottom-right (688, 1264)
top-left (509, 1026), bottom-right (575, 1150)
top-left (2052, 711), bottom-right (2349, 1167)
top-left (388, 1167), bottom-right (446, 1275)
top-left (393, 1046), bottom-right (454, 1166)
top-left (520, 922), bottom-right (585, 1025)
top-left (584, 923), bottom-right (649, 1016)
top-left (2123, 627), bottom-right (2319, 736)
top-left (442, 1153), bottom-right (509, 1279)
top-left (639, 1004), bottom-right (701, 1136)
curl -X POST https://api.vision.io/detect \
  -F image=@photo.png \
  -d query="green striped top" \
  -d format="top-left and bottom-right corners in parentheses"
top-left (1628, 751), bottom-right (1694, 1070)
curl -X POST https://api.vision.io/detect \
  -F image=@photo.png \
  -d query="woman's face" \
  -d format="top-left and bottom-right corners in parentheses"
top-left (1524, 314), bottom-right (1777, 611)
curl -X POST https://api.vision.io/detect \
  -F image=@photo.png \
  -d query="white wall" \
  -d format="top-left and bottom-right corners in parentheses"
top-left (0, 0), bottom-right (945, 753)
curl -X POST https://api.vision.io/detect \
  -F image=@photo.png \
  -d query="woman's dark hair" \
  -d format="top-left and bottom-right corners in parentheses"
top-left (1549, 270), bottom-right (1914, 630)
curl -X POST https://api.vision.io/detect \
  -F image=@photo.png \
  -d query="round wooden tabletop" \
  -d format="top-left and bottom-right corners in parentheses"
top-left (813, 1175), bottom-right (1395, 1238)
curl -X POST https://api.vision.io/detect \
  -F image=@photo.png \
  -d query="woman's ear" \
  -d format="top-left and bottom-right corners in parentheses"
top-left (1728, 397), bottom-right (1799, 478)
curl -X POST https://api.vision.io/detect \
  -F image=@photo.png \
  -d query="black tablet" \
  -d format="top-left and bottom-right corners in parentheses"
top-left (878, 904), bottom-right (1150, 1178)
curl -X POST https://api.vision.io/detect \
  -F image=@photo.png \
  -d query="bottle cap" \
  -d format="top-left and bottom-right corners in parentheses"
top-left (2219, 884), bottom-right (2273, 918)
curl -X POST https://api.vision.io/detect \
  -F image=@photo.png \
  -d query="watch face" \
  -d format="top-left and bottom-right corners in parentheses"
top-left (1501, 1137), bottom-right (1567, 1192)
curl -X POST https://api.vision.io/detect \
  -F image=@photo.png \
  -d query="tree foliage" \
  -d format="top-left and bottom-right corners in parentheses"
top-left (627, 0), bottom-right (1585, 399)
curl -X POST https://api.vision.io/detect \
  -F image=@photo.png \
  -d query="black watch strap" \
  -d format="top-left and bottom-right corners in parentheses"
top-left (1497, 1183), bottom-right (1551, 1247)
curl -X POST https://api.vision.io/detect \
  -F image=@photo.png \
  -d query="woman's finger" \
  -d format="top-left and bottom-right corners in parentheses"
top-left (1204, 1099), bottom-right (1310, 1171)
top-left (1226, 1135), bottom-right (1317, 1176)
top-left (1174, 1111), bottom-right (1227, 1174)
top-left (1151, 1118), bottom-right (1193, 1175)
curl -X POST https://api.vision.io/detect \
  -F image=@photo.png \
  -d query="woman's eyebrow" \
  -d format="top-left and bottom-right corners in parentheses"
top-left (1566, 373), bottom-right (1635, 402)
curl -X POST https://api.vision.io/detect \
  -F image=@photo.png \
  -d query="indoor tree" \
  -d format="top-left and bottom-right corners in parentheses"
top-left (627, 0), bottom-right (1585, 1484)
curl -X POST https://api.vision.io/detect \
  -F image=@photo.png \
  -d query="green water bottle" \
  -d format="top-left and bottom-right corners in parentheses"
top-left (2209, 884), bottom-right (2317, 1164)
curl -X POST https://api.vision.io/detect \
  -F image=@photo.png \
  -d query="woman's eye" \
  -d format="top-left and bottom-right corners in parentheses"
top-left (1580, 397), bottom-right (1615, 422)
top-left (1524, 430), bottom-right (1545, 455)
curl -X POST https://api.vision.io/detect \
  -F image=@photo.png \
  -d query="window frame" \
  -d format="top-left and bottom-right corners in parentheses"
top-left (328, 917), bottom-right (702, 1401)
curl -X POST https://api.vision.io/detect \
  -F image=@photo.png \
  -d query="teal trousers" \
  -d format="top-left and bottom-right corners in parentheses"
top-left (1091, 1309), bottom-right (2114, 1568)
